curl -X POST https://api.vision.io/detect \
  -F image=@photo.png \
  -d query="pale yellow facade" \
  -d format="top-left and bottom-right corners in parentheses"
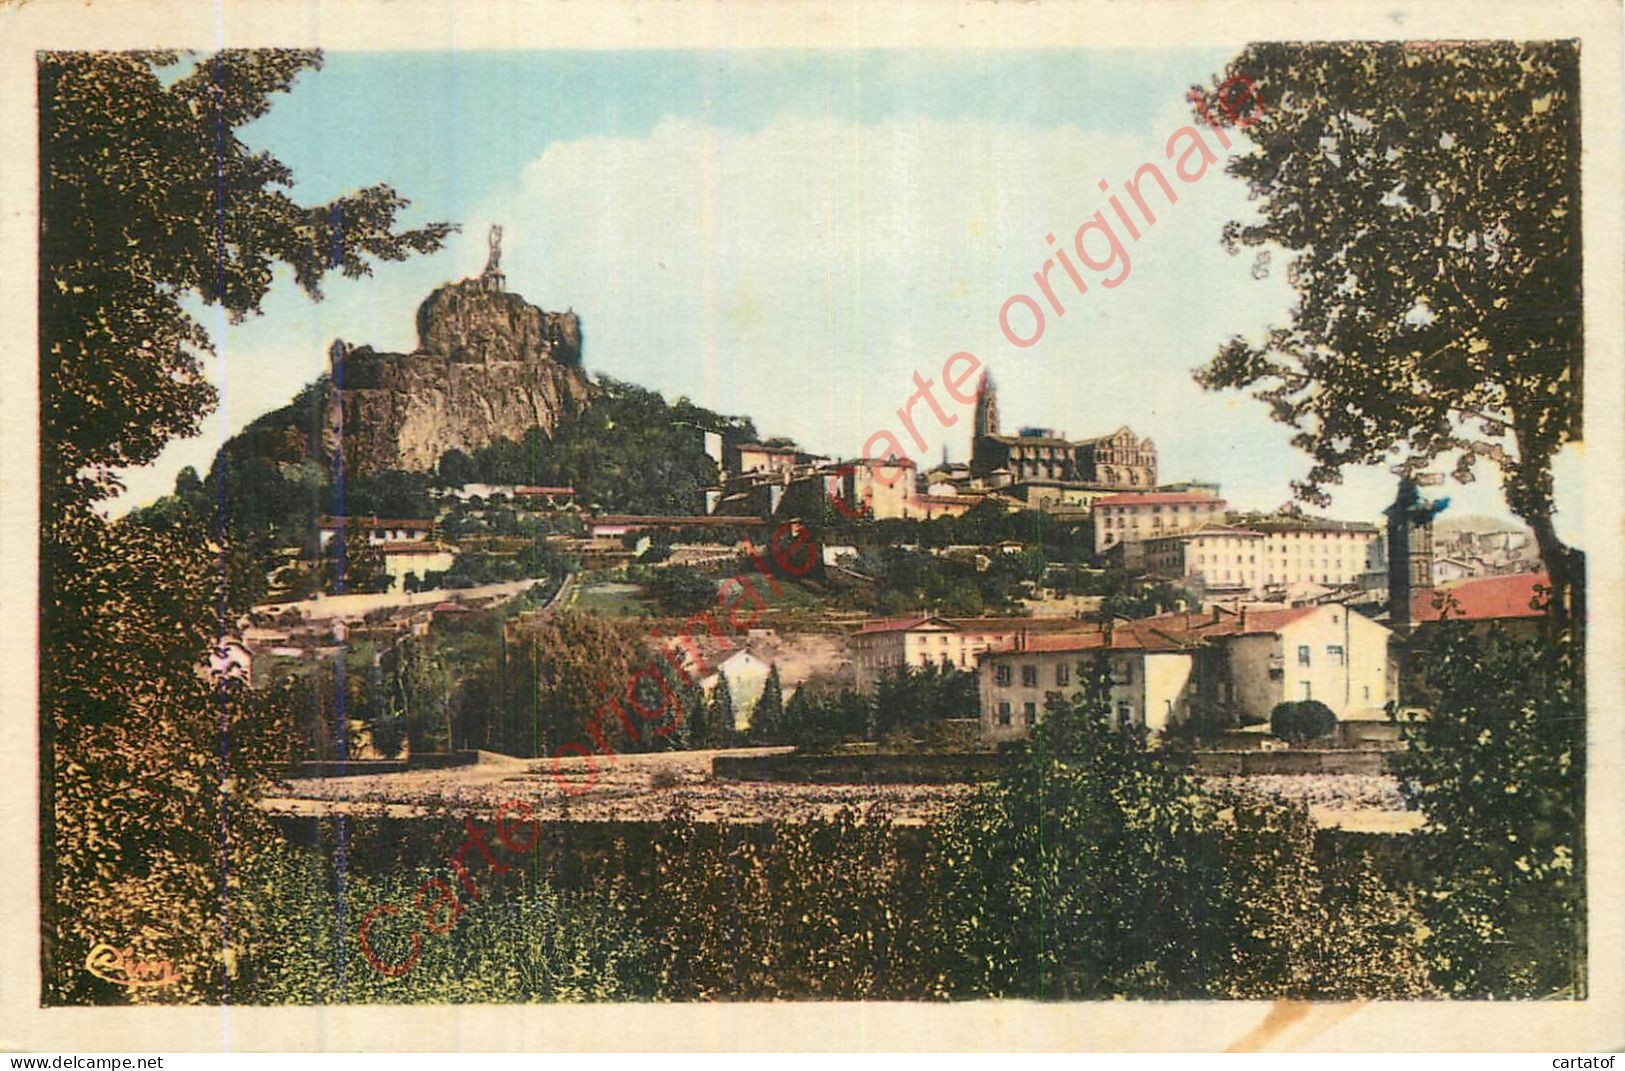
top-left (852, 619), bottom-right (1013, 695)
top-left (1224, 604), bottom-right (1393, 721)
top-left (978, 646), bottom-right (1197, 742)
top-left (1147, 523), bottom-right (1379, 595)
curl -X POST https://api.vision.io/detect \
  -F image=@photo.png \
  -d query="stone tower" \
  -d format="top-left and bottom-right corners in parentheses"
top-left (973, 372), bottom-right (1000, 442)
top-left (1385, 476), bottom-right (1447, 636)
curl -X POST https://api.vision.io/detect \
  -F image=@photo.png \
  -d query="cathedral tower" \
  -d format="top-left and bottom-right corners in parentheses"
top-left (973, 373), bottom-right (1000, 441)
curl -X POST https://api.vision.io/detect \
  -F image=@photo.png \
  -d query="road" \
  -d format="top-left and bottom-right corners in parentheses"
top-left (254, 576), bottom-right (548, 622)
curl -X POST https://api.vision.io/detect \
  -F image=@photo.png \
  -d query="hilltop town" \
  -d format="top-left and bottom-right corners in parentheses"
top-left (124, 234), bottom-right (1544, 833)
top-left (44, 43), bottom-right (1586, 1012)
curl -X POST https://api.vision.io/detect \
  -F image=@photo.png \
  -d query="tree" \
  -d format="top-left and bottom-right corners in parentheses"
top-left (925, 657), bottom-right (1430, 999)
top-left (322, 527), bottom-right (390, 595)
top-left (648, 566), bottom-right (716, 616)
top-left (1268, 700), bottom-right (1338, 742)
top-left (751, 665), bottom-right (785, 743)
top-left (39, 49), bottom-right (450, 1002)
top-left (1391, 621), bottom-right (1584, 996)
top-left (872, 662), bottom-right (978, 737)
top-left (679, 674), bottom-right (713, 749)
top-left (41, 50), bottom-right (452, 512)
top-left (502, 612), bottom-right (649, 757)
top-left (925, 666), bottom-right (1229, 998)
top-left (436, 448), bottom-right (478, 488)
top-left (1193, 43), bottom-right (1583, 632)
top-left (707, 676), bottom-right (736, 741)
top-left (381, 636), bottom-right (453, 755)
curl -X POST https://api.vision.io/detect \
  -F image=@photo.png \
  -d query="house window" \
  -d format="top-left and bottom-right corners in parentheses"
top-left (1056, 663), bottom-right (1070, 686)
top-left (1021, 664), bottom-right (1039, 688)
top-left (1023, 702), bottom-right (1037, 727)
top-left (995, 665), bottom-right (1011, 687)
top-left (1362, 685), bottom-right (1371, 700)
top-left (1299, 682), bottom-right (1312, 700)
top-left (997, 702), bottom-right (1012, 726)
top-left (1117, 702), bottom-right (1132, 728)
top-left (1297, 645), bottom-right (1311, 667)
top-left (1327, 644), bottom-right (1345, 666)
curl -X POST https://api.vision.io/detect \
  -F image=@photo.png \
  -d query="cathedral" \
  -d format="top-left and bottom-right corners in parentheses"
top-left (968, 374), bottom-right (1157, 489)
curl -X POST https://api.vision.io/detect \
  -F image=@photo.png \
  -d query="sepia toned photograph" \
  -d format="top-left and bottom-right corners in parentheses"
top-left (7, 0), bottom-right (1623, 1055)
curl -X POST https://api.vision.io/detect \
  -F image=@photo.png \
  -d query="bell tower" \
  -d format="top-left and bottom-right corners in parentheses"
top-left (973, 372), bottom-right (1000, 440)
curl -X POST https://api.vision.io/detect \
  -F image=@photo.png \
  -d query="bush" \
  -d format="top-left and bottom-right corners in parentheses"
top-left (1270, 700), bottom-right (1337, 742)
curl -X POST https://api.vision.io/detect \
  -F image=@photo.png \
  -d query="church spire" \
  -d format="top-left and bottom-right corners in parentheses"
top-left (973, 372), bottom-right (1000, 440)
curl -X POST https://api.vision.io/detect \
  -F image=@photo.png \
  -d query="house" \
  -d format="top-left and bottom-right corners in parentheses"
top-left (1203, 604), bottom-right (1393, 723)
top-left (976, 603), bottom-right (1396, 741)
top-left (978, 622), bottom-right (1200, 741)
top-left (1092, 492), bottom-right (1229, 566)
top-left (699, 649), bottom-right (774, 732)
top-left (1431, 556), bottom-right (1479, 584)
top-left (850, 613), bottom-right (1085, 694)
top-left (1141, 514), bottom-right (1379, 596)
top-left (380, 541), bottom-right (458, 593)
top-left (833, 456), bottom-right (916, 520)
top-left (1410, 571), bottom-right (1548, 636)
top-left (851, 616), bottom-right (963, 693)
top-left (1142, 523), bottom-right (1266, 594)
top-left (317, 515), bottom-right (435, 548)
top-left (729, 442), bottom-right (802, 477)
top-left (908, 492), bottom-right (981, 520)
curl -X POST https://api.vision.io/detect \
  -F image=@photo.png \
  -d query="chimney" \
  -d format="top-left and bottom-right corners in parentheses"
top-left (1211, 604), bottom-right (1222, 624)
top-left (1239, 606), bottom-right (1248, 631)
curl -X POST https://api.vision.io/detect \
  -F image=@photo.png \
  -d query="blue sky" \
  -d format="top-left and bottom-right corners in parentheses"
top-left (115, 49), bottom-right (1581, 543)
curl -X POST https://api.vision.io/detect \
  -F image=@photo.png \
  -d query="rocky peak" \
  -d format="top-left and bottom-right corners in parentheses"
top-left (322, 230), bottom-right (597, 473)
top-left (414, 279), bottom-right (583, 368)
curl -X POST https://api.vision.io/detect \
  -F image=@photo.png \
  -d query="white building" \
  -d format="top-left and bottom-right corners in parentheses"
top-left (976, 603), bottom-right (1396, 741)
top-left (316, 515), bottom-right (435, 548)
top-left (849, 614), bottom-right (1082, 695)
top-left (1143, 516), bottom-right (1379, 596)
top-left (1092, 491), bottom-right (1229, 564)
top-left (978, 622), bottom-right (1200, 741)
top-left (380, 542), bottom-right (458, 593)
top-left (699, 649), bottom-right (773, 732)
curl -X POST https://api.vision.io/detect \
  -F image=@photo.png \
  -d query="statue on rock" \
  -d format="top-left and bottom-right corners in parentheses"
top-left (481, 223), bottom-right (506, 292)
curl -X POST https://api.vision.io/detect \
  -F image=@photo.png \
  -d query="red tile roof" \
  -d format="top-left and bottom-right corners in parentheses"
top-left (377, 541), bottom-right (453, 554)
top-left (591, 514), bottom-right (772, 527)
top-left (988, 623), bottom-right (1196, 654)
top-left (317, 515), bottom-right (435, 530)
top-left (1094, 493), bottom-right (1228, 508)
top-left (854, 614), bottom-right (955, 635)
top-left (982, 604), bottom-right (1329, 657)
top-left (1412, 572), bottom-right (1548, 622)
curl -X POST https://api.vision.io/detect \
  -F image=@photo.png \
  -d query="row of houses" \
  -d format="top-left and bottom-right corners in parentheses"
top-left (849, 570), bottom-right (1549, 741)
top-left (978, 603), bottom-right (1392, 739)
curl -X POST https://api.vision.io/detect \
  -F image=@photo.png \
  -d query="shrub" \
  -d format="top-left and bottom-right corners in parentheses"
top-left (1270, 700), bottom-right (1337, 742)
top-left (233, 844), bottom-right (656, 1003)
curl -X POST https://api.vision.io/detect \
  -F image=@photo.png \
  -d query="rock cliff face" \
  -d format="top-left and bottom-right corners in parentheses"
top-left (323, 274), bottom-right (598, 473)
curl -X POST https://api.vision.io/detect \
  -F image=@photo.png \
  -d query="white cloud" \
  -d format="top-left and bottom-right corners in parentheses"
top-left (110, 109), bottom-right (1581, 547)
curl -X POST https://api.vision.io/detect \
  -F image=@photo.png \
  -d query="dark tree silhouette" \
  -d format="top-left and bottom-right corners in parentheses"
top-left (1193, 42), bottom-right (1582, 633)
